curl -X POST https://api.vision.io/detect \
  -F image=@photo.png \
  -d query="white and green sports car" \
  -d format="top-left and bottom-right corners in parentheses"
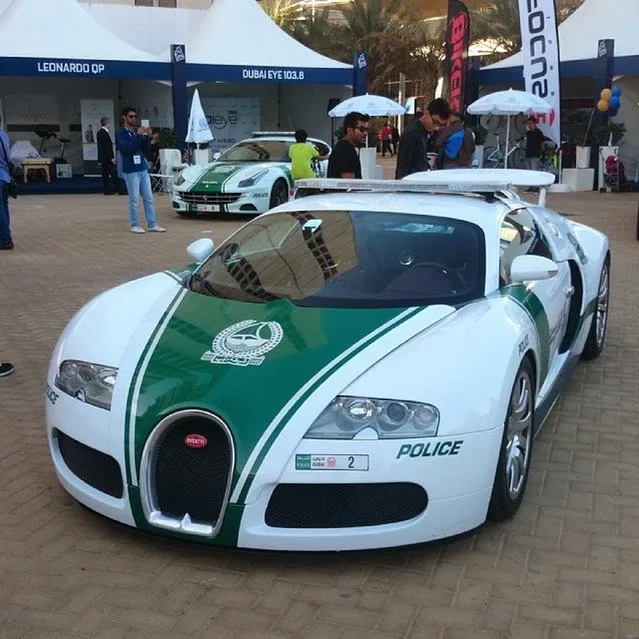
top-left (170, 134), bottom-right (331, 217)
top-left (46, 170), bottom-right (610, 551)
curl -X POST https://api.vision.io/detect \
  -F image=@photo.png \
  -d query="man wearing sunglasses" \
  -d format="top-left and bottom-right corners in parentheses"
top-left (395, 98), bottom-right (451, 179)
top-left (327, 111), bottom-right (370, 179)
top-left (115, 106), bottom-right (166, 234)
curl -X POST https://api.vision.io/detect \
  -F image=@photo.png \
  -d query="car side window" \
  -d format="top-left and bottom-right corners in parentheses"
top-left (499, 208), bottom-right (553, 285)
top-left (311, 140), bottom-right (330, 156)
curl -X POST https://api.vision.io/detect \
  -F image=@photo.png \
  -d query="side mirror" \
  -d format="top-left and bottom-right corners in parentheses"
top-left (510, 255), bottom-right (559, 283)
top-left (187, 238), bottom-right (214, 263)
top-left (213, 152), bottom-right (221, 161)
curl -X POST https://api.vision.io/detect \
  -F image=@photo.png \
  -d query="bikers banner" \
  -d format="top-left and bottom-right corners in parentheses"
top-left (518, 0), bottom-right (561, 144)
top-left (445, 0), bottom-right (470, 114)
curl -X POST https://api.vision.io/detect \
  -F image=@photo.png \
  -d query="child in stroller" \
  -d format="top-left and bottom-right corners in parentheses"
top-left (603, 153), bottom-right (626, 191)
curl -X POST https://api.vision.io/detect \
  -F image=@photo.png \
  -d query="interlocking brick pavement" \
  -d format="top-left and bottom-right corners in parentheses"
top-left (1, 175), bottom-right (639, 639)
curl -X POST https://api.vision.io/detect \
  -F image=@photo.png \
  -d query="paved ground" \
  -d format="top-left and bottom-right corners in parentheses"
top-left (1, 172), bottom-right (639, 639)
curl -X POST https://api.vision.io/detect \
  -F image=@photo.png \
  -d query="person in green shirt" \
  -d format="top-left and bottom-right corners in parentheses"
top-left (289, 129), bottom-right (328, 181)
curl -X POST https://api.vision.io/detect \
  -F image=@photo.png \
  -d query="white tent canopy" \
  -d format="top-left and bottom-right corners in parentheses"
top-left (484, 0), bottom-right (637, 71)
top-left (0, 0), bottom-right (164, 63)
top-left (176, 0), bottom-right (351, 71)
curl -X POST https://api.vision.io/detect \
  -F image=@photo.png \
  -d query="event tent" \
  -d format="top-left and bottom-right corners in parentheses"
top-left (480, 0), bottom-right (639, 84)
top-left (180, 0), bottom-right (353, 85)
top-left (0, 0), bottom-right (169, 80)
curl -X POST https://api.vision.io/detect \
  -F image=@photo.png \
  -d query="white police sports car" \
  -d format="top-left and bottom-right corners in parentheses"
top-left (46, 170), bottom-right (609, 551)
top-left (170, 133), bottom-right (330, 217)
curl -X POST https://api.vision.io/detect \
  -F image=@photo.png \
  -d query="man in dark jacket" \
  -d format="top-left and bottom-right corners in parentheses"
top-left (97, 117), bottom-right (125, 195)
top-left (395, 98), bottom-right (451, 179)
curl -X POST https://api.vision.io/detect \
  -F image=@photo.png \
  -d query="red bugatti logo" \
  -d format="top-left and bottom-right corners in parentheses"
top-left (184, 434), bottom-right (208, 449)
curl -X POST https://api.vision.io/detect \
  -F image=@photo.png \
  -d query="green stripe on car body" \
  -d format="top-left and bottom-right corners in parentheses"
top-left (126, 293), bottom-right (424, 523)
top-left (124, 288), bottom-right (188, 485)
top-left (188, 164), bottom-right (244, 193)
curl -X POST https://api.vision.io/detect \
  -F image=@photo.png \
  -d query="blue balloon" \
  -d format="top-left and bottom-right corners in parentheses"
top-left (609, 107), bottom-right (619, 117)
top-left (612, 86), bottom-right (622, 97)
top-left (609, 96), bottom-right (621, 109)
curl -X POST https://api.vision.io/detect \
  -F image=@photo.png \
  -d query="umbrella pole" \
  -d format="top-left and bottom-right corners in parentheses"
top-left (504, 116), bottom-right (511, 169)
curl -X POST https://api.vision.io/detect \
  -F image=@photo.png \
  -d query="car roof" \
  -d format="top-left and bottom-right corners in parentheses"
top-left (237, 136), bottom-right (327, 144)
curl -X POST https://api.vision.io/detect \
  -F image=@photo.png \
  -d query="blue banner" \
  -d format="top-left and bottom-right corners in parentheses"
top-left (187, 64), bottom-right (352, 86)
top-left (352, 52), bottom-right (368, 96)
top-left (171, 45), bottom-right (189, 154)
top-left (0, 57), bottom-right (170, 80)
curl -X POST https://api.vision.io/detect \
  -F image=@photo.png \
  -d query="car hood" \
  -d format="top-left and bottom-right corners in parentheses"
top-left (180, 162), bottom-right (285, 192)
top-left (128, 290), bottom-right (455, 491)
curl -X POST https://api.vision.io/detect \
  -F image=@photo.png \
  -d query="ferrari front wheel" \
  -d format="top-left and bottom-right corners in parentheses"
top-left (269, 179), bottom-right (289, 210)
top-left (488, 358), bottom-right (535, 521)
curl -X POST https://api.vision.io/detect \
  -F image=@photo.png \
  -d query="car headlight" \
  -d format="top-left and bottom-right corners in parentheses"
top-left (174, 172), bottom-right (186, 186)
top-left (238, 169), bottom-right (269, 188)
top-left (304, 396), bottom-right (440, 440)
top-left (55, 360), bottom-right (118, 411)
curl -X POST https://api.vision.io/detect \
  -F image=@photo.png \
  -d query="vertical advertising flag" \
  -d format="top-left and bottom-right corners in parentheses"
top-left (518, 0), bottom-right (561, 145)
top-left (445, 0), bottom-right (470, 113)
top-left (353, 51), bottom-right (368, 97)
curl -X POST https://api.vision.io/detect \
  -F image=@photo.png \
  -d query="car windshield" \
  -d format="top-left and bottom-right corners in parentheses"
top-left (189, 210), bottom-right (486, 308)
top-left (217, 140), bottom-right (290, 163)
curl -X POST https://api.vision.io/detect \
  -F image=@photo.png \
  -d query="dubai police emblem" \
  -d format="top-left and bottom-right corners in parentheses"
top-left (201, 319), bottom-right (283, 367)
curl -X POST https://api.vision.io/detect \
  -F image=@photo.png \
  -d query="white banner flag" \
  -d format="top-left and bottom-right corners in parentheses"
top-left (518, 0), bottom-right (561, 145)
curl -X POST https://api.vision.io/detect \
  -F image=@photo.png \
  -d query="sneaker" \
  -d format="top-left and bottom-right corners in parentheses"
top-left (148, 225), bottom-right (166, 233)
top-left (0, 362), bottom-right (15, 377)
top-left (130, 226), bottom-right (146, 234)
top-left (0, 242), bottom-right (14, 250)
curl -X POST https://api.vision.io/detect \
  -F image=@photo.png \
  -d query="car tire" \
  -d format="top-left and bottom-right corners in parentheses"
top-left (488, 358), bottom-right (535, 522)
top-left (269, 179), bottom-right (289, 210)
top-left (581, 256), bottom-right (610, 360)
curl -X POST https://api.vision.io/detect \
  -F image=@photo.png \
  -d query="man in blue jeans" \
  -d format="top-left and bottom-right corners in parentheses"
top-left (0, 116), bottom-right (13, 250)
top-left (116, 106), bottom-right (166, 234)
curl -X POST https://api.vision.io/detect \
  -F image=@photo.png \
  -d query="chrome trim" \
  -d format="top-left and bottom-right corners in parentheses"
top-left (139, 409), bottom-right (235, 539)
top-left (181, 193), bottom-right (241, 205)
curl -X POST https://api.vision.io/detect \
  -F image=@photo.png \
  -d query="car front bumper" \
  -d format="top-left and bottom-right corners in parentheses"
top-left (170, 186), bottom-right (273, 215)
top-left (47, 380), bottom-right (504, 551)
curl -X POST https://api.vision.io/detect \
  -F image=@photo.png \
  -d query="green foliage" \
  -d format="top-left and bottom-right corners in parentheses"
top-left (593, 121), bottom-right (626, 146)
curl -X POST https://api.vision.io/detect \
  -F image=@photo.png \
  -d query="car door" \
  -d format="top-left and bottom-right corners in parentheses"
top-left (500, 207), bottom-right (572, 378)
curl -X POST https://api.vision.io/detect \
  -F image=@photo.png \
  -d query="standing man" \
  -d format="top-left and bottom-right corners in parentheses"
top-left (327, 111), bottom-right (369, 179)
top-left (97, 117), bottom-right (125, 196)
top-left (116, 106), bottom-right (166, 234)
top-left (0, 115), bottom-right (13, 251)
top-left (395, 98), bottom-right (451, 179)
top-left (525, 116), bottom-right (550, 170)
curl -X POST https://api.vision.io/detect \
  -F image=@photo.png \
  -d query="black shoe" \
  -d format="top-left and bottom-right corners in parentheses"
top-left (0, 243), bottom-right (13, 250)
top-left (0, 362), bottom-right (14, 377)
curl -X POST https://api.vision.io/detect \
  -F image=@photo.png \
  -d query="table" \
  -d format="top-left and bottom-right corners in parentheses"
top-left (22, 158), bottom-right (53, 183)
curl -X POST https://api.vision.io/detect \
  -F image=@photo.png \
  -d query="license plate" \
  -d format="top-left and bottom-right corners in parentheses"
top-left (196, 204), bottom-right (220, 212)
top-left (295, 454), bottom-right (369, 471)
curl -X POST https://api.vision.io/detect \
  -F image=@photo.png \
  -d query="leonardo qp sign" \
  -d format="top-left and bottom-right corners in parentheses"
top-left (37, 61), bottom-right (106, 75)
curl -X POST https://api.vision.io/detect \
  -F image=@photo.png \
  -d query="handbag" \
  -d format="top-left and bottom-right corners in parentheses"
top-left (0, 135), bottom-right (18, 199)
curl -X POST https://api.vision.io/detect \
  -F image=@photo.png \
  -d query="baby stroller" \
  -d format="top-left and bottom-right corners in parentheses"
top-left (602, 152), bottom-right (626, 192)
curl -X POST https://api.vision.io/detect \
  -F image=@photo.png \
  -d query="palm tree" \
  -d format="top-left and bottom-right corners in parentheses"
top-left (471, 0), bottom-right (585, 61)
top-left (258, 0), bottom-right (303, 33)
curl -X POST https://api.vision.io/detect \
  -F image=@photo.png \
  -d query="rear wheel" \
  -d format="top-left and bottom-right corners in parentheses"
top-left (581, 257), bottom-right (610, 360)
top-left (269, 179), bottom-right (289, 210)
top-left (488, 358), bottom-right (535, 521)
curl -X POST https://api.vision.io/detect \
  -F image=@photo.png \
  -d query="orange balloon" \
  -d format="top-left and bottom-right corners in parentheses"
top-left (597, 99), bottom-right (610, 112)
top-left (600, 88), bottom-right (612, 100)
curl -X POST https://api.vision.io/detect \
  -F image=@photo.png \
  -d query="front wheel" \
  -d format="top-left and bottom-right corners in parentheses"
top-left (488, 358), bottom-right (535, 521)
top-left (581, 257), bottom-right (610, 360)
top-left (269, 179), bottom-right (289, 210)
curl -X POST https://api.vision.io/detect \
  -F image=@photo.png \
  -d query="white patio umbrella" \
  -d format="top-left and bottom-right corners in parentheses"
top-left (328, 94), bottom-right (407, 118)
top-left (467, 89), bottom-right (552, 168)
top-left (185, 88), bottom-right (214, 145)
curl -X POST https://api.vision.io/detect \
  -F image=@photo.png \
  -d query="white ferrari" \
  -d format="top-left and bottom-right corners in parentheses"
top-left (46, 169), bottom-right (610, 551)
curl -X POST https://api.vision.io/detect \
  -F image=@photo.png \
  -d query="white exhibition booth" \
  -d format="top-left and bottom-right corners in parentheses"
top-left (480, 0), bottom-right (639, 190)
top-left (0, 0), bottom-right (354, 185)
